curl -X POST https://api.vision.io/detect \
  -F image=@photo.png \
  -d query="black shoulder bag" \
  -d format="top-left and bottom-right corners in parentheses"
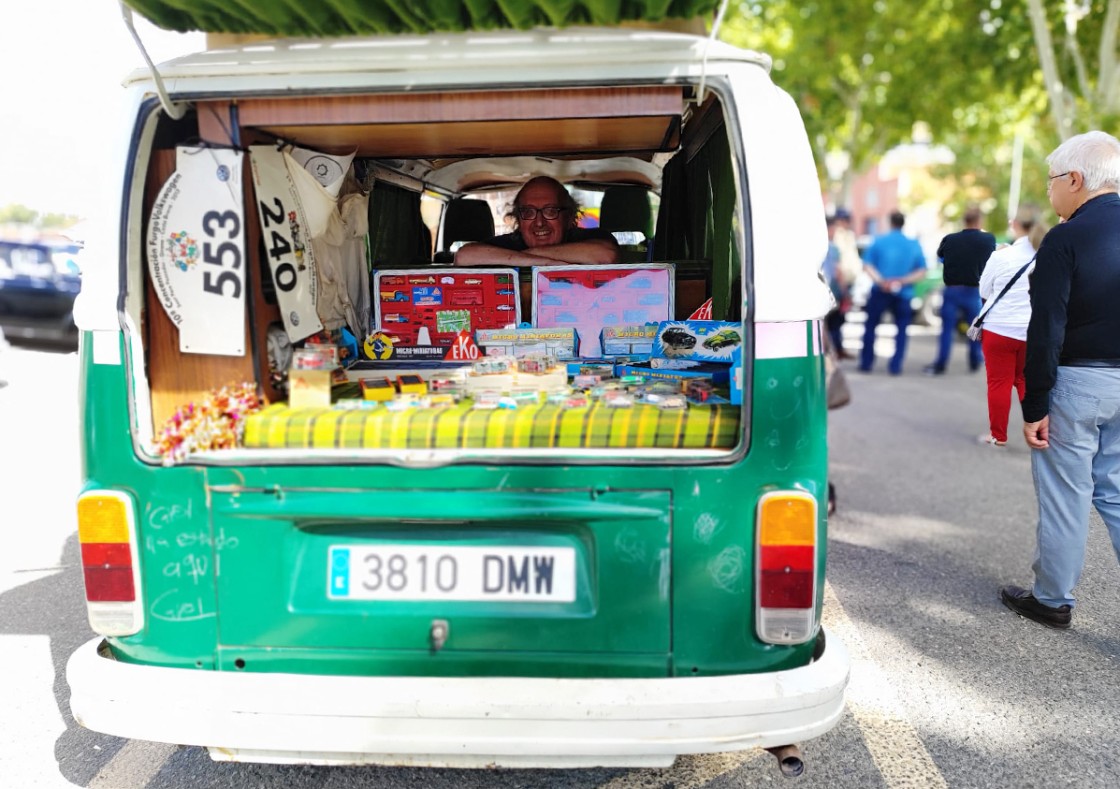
top-left (966, 254), bottom-right (1036, 341)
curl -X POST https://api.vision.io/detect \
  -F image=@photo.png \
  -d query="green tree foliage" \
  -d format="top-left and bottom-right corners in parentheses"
top-left (721, 0), bottom-right (1116, 210)
top-left (0, 204), bottom-right (82, 231)
top-left (0, 204), bottom-right (40, 226)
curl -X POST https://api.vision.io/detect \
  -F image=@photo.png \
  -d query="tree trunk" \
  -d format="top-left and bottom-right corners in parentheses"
top-left (1026, 0), bottom-right (1075, 139)
top-left (1100, 0), bottom-right (1120, 112)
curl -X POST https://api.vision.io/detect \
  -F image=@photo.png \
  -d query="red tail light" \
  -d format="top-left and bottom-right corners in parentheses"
top-left (76, 491), bottom-right (144, 635)
top-left (80, 542), bottom-right (135, 601)
top-left (756, 491), bottom-right (818, 644)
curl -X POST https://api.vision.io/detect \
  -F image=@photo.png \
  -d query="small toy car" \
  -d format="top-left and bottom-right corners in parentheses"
top-left (660, 326), bottom-right (697, 350)
top-left (655, 393), bottom-right (688, 410)
top-left (360, 377), bottom-right (396, 401)
top-left (702, 328), bottom-right (742, 350)
top-left (685, 378), bottom-right (714, 403)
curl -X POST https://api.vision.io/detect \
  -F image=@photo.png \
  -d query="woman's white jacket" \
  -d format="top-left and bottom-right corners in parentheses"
top-left (978, 236), bottom-right (1036, 341)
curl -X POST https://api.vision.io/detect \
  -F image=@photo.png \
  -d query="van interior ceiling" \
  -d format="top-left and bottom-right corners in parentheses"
top-left (137, 83), bottom-right (742, 441)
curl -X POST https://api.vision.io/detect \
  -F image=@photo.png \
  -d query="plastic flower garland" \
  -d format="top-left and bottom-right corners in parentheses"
top-left (157, 382), bottom-right (265, 464)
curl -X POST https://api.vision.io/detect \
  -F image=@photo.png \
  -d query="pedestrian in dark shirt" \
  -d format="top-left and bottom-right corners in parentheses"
top-left (923, 206), bottom-right (995, 375)
top-left (1000, 130), bottom-right (1120, 630)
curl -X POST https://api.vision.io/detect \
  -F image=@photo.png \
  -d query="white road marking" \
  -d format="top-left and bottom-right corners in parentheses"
top-left (88, 740), bottom-right (178, 789)
top-left (823, 582), bottom-right (949, 788)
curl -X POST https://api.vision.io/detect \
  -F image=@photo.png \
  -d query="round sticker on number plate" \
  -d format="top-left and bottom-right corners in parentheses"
top-left (146, 146), bottom-right (246, 356)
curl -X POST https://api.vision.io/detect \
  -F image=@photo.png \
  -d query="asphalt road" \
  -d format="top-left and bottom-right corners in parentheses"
top-left (1, 326), bottom-right (1117, 788)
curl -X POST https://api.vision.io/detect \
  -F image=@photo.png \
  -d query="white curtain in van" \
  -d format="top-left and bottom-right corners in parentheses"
top-left (286, 155), bottom-right (369, 336)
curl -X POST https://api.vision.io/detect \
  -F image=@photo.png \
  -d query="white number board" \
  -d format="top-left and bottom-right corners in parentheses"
top-left (328, 545), bottom-right (577, 603)
top-left (146, 146), bottom-right (246, 356)
top-left (249, 146), bottom-right (323, 343)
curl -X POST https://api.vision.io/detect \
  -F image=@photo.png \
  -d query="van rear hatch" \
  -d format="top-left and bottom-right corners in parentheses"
top-left (209, 485), bottom-right (672, 673)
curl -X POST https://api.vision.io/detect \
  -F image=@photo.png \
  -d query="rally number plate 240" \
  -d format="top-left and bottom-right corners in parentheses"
top-left (327, 545), bottom-right (577, 602)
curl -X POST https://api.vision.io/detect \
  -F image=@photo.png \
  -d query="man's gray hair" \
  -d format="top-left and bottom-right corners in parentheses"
top-left (1046, 130), bottom-right (1120, 193)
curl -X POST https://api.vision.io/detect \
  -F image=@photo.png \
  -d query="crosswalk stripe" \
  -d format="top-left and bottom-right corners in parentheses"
top-left (89, 740), bottom-right (177, 789)
top-left (823, 582), bottom-right (949, 788)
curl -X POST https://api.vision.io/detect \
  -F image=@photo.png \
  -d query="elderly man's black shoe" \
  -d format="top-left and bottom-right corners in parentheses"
top-left (1000, 585), bottom-right (1071, 629)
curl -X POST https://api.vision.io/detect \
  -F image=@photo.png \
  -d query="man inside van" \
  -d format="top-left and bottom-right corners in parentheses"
top-left (858, 210), bottom-right (928, 375)
top-left (454, 176), bottom-right (620, 266)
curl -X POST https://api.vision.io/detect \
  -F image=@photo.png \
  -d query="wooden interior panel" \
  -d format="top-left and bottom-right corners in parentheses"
top-left (146, 103), bottom-right (280, 432)
top-left (675, 278), bottom-right (709, 320)
top-left (230, 87), bottom-right (684, 127)
top-left (144, 149), bottom-right (258, 432)
top-left (254, 116), bottom-right (680, 158)
top-left (202, 86), bottom-right (684, 158)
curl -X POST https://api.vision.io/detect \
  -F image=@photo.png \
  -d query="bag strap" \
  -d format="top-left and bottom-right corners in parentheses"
top-left (974, 253), bottom-right (1036, 328)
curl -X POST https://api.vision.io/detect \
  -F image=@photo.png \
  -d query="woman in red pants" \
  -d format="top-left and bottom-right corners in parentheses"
top-left (976, 204), bottom-right (1049, 445)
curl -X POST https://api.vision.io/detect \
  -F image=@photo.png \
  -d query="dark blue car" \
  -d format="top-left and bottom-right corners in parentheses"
top-left (0, 240), bottom-right (81, 345)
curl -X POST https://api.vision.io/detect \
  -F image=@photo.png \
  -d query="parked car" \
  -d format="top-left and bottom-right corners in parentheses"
top-left (0, 240), bottom-right (81, 345)
top-left (911, 264), bottom-right (944, 327)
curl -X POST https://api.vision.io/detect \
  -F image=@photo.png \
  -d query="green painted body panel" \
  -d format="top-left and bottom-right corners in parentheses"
top-left (81, 329), bottom-right (828, 679)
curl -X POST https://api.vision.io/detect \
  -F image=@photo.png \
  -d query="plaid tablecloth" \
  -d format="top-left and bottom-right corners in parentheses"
top-left (243, 399), bottom-right (739, 450)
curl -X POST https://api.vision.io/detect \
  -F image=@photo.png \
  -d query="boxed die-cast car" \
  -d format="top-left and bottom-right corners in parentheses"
top-left (67, 1), bottom-right (846, 775)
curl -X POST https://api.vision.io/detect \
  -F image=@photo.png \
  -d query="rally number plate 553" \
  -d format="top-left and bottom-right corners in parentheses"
top-left (328, 545), bottom-right (577, 603)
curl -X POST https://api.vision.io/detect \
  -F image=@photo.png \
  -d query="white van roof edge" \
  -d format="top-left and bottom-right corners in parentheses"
top-left (121, 28), bottom-right (771, 88)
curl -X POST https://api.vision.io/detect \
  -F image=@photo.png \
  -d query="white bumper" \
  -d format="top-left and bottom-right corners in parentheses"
top-left (67, 633), bottom-right (849, 768)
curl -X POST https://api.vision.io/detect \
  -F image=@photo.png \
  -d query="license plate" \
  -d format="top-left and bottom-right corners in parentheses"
top-left (327, 545), bottom-right (577, 602)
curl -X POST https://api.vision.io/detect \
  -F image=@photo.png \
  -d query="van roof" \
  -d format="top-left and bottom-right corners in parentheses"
top-left (125, 28), bottom-right (771, 89)
top-left (123, 0), bottom-right (724, 36)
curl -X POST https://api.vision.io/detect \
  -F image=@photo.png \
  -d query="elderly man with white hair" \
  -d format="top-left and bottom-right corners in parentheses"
top-left (1001, 130), bottom-right (1120, 630)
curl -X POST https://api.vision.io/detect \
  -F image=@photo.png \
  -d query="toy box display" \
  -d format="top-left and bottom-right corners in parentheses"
top-left (532, 264), bottom-right (674, 358)
top-left (288, 345), bottom-right (339, 408)
top-left (373, 268), bottom-right (520, 347)
top-left (476, 327), bottom-right (579, 360)
top-left (652, 320), bottom-right (742, 362)
top-left (600, 323), bottom-right (658, 356)
top-left (614, 362), bottom-right (731, 386)
top-left (729, 348), bottom-right (743, 405)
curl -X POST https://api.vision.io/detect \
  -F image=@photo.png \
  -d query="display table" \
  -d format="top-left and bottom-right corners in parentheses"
top-left (242, 399), bottom-right (739, 450)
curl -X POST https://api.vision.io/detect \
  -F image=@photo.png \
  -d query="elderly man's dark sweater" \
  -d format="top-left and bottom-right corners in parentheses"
top-left (1022, 193), bottom-right (1120, 422)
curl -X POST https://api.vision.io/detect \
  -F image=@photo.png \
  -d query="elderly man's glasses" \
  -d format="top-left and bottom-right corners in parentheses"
top-left (515, 205), bottom-right (566, 221)
top-left (1047, 171), bottom-right (1071, 190)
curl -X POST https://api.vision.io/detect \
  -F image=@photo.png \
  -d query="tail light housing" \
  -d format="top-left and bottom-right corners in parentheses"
top-left (77, 490), bottom-right (144, 636)
top-left (756, 490), bottom-right (818, 644)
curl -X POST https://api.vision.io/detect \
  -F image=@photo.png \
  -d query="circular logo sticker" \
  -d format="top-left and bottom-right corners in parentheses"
top-left (364, 331), bottom-right (395, 360)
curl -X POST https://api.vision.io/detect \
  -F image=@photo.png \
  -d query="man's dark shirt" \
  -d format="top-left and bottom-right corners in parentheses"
top-left (937, 228), bottom-right (996, 286)
top-left (1022, 193), bottom-right (1120, 422)
top-left (486, 226), bottom-right (616, 251)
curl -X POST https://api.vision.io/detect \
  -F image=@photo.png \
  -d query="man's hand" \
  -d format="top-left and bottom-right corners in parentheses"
top-left (1023, 416), bottom-right (1049, 449)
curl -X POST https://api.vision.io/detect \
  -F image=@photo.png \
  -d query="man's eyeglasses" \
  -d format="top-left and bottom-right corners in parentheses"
top-left (1047, 171), bottom-right (1071, 190)
top-left (515, 205), bottom-right (566, 221)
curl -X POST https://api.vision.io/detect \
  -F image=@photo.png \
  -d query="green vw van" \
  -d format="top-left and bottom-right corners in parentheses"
top-left (67, 1), bottom-right (848, 773)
